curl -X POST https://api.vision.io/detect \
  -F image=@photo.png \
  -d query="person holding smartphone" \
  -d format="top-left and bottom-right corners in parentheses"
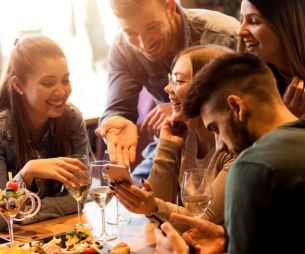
top-left (111, 45), bottom-right (234, 226)
top-left (155, 52), bottom-right (305, 254)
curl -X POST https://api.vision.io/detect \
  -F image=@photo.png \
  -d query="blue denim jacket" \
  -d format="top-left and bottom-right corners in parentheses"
top-left (102, 5), bottom-right (240, 122)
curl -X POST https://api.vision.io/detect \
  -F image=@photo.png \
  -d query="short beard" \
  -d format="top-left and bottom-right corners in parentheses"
top-left (229, 113), bottom-right (254, 155)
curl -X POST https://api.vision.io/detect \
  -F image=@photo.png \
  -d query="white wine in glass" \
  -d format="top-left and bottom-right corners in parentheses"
top-left (66, 154), bottom-right (92, 229)
top-left (181, 168), bottom-right (213, 218)
top-left (90, 186), bottom-right (113, 209)
top-left (89, 160), bottom-right (117, 242)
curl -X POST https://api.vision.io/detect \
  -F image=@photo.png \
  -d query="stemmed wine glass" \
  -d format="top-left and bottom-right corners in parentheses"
top-left (181, 168), bottom-right (213, 218)
top-left (66, 154), bottom-right (92, 229)
top-left (0, 186), bottom-right (41, 252)
top-left (89, 160), bottom-right (117, 242)
top-left (104, 150), bottom-right (131, 225)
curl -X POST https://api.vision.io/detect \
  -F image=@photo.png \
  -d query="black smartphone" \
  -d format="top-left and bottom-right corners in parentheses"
top-left (150, 213), bottom-right (196, 254)
top-left (150, 213), bottom-right (167, 229)
top-left (0, 237), bottom-right (9, 245)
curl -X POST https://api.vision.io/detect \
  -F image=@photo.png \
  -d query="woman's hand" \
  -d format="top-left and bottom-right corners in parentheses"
top-left (111, 180), bottom-right (158, 215)
top-left (160, 118), bottom-right (188, 146)
top-left (20, 157), bottom-right (87, 188)
top-left (283, 76), bottom-right (305, 117)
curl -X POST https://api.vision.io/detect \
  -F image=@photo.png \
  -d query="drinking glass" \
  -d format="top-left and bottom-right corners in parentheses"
top-left (103, 150), bottom-right (131, 225)
top-left (89, 160), bottom-right (117, 242)
top-left (66, 154), bottom-right (92, 229)
top-left (181, 168), bottom-right (213, 218)
top-left (0, 188), bottom-right (41, 252)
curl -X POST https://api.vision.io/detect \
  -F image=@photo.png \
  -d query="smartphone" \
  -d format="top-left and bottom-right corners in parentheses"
top-left (150, 213), bottom-right (168, 229)
top-left (105, 164), bottom-right (132, 184)
top-left (0, 237), bottom-right (9, 245)
top-left (150, 213), bottom-right (196, 254)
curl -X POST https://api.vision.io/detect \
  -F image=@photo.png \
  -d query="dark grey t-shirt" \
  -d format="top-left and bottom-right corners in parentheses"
top-left (225, 116), bottom-right (305, 254)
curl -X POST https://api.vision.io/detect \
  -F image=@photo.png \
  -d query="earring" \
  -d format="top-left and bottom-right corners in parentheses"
top-left (17, 90), bottom-right (23, 95)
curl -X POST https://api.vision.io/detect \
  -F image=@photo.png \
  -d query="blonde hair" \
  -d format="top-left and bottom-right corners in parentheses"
top-left (0, 34), bottom-right (74, 169)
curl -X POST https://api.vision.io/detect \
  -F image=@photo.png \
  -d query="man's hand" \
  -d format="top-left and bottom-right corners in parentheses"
top-left (283, 76), bottom-right (305, 117)
top-left (154, 222), bottom-right (189, 254)
top-left (140, 103), bottom-right (173, 138)
top-left (95, 116), bottom-right (138, 166)
top-left (171, 213), bottom-right (226, 254)
top-left (111, 180), bottom-right (158, 215)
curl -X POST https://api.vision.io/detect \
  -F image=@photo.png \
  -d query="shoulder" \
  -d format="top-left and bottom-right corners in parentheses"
top-left (232, 123), bottom-right (305, 181)
top-left (110, 34), bottom-right (135, 60)
top-left (184, 8), bottom-right (240, 38)
top-left (111, 34), bottom-right (125, 54)
top-left (215, 151), bottom-right (234, 171)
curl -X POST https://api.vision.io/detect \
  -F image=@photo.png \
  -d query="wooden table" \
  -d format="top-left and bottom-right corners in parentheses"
top-left (1, 199), bottom-right (157, 254)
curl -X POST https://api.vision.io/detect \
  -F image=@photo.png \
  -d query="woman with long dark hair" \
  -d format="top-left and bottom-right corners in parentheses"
top-left (0, 34), bottom-right (88, 229)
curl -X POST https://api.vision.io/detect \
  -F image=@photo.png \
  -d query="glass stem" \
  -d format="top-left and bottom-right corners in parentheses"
top-left (116, 198), bottom-right (120, 220)
top-left (77, 200), bottom-right (82, 225)
top-left (101, 208), bottom-right (107, 237)
top-left (8, 217), bottom-right (14, 251)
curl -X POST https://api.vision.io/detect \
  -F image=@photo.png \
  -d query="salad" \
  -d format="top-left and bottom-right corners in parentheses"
top-left (21, 227), bottom-right (103, 254)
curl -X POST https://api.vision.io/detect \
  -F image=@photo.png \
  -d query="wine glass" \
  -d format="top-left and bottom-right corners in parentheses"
top-left (89, 160), bottom-right (117, 242)
top-left (104, 150), bottom-right (131, 225)
top-left (181, 168), bottom-right (213, 218)
top-left (66, 154), bottom-right (92, 229)
top-left (0, 187), bottom-right (41, 252)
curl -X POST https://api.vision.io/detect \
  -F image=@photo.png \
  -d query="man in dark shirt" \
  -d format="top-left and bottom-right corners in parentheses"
top-left (95, 0), bottom-right (239, 169)
top-left (154, 53), bottom-right (305, 254)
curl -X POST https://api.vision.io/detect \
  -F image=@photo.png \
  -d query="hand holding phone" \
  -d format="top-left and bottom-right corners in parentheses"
top-left (150, 213), bottom-right (196, 254)
top-left (105, 164), bottom-right (132, 184)
top-left (150, 213), bottom-right (168, 229)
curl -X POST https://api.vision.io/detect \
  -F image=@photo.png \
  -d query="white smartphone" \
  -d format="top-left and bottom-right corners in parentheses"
top-left (105, 164), bottom-right (132, 184)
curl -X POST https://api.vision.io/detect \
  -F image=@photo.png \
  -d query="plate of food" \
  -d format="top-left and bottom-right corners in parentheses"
top-left (20, 227), bottom-right (102, 254)
top-left (16, 227), bottom-right (131, 254)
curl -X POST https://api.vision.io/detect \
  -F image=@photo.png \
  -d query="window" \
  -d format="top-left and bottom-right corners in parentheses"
top-left (0, 0), bottom-right (120, 120)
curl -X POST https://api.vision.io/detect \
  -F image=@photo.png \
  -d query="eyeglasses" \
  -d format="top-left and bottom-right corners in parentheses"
top-left (168, 73), bottom-right (191, 90)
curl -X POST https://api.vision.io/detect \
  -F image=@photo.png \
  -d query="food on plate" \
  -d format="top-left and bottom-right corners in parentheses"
top-left (6, 181), bottom-right (19, 192)
top-left (21, 227), bottom-right (103, 254)
top-left (108, 242), bottom-right (130, 254)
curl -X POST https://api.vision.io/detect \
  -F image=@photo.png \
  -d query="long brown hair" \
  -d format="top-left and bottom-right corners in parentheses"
top-left (239, 0), bottom-right (305, 79)
top-left (0, 34), bottom-right (74, 169)
top-left (171, 44), bottom-right (234, 77)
